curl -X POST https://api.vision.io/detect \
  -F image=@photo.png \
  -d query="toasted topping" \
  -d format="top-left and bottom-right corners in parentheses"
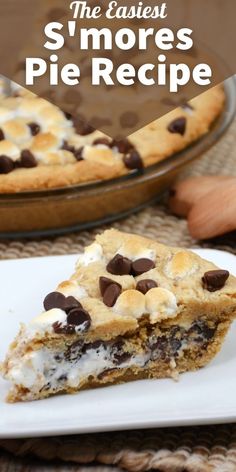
top-left (113, 289), bottom-right (145, 318)
top-left (168, 117), bottom-right (186, 135)
top-left (107, 254), bottom-right (132, 276)
top-left (132, 258), bottom-right (155, 276)
top-left (20, 150), bottom-right (37, 168)
top-left (136, 279), bottom-right (158, 294)
top-left (123, 150), bottom-right (143, 170)
top-left (145, 287), bottom-right (178, 323)
top-left (166, 251), bottom-right (198, 279)
top-left (28, 122), bottom-right (41, 136)
top-left (103, 283), bottom-right (122, 307)
top-left (31, 308), bottom-right (67, 329)
top-left (67, 308), bottom-right (91, 329)
top-left (99, 276), bottom-right (121, 296)
top-left (0, 155), bottom-right (14, 174)
top-left (43, 291), bottom-right (67, 311)
top-left (202, 270), bottom-right (230, 292)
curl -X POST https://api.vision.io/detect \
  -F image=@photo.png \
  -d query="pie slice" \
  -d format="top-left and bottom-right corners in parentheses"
top-left (2, 229), bottom-right (236, 402)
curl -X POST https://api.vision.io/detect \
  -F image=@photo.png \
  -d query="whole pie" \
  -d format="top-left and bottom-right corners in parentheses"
top-left (2, 229), bottom-right (235, 402)
top-left (0, 85), bottom-right (225, 193)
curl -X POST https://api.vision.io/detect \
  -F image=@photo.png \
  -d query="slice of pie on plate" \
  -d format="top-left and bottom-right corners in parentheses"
top-left (1, 229), bottom-right (236, 402)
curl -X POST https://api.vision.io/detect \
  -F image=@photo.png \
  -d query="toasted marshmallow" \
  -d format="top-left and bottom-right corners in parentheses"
top-left (118, 241), bottom-right (156, 262)
top-left (2, 119), bottom-right (31, 144)
top-left (165, 251), bottom-right (198, 279)
top-left (76, 243), bottom-right (103, 267)
top-left (0, 107), bottom-right (15, 123)
top-left (145, 287), bottom-right (178, 323)
top-left (30, 132), bottom-right (62, 153)
top-left (113, 289), bottom-right (145, 318)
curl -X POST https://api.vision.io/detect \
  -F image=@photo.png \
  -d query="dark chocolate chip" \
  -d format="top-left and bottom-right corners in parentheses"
top-left (103, 283), bottom-right (122, 307)
top-left (107, 254), bottom-right (132, 276)
top-left (73, 147), bottom-right (84, 161)
top-left (20, 150), bottom-right (37, 168)
top-left (120, 111), bottom-right (139, 128)
top-left (0, 129), bottom-right (5, 141)
top-left (64, 296), bottom-right (82, 314)
top-left (85, 340), bottom-right (105, 352)
top-left (65, 340), bottom-right (84, 361)
top-left (0, 155), bottom-right (14, 174)
top-left (53, 321), bottom-right (75, 335)
top-left (43, 291), bottom-right (66, 311)
top-left (123, 150), bottom-right (143, 170)
top-left (132, 258), bottom-right (155, 276)
top-left (93, 138), bottom-right (110, 146)
top-left (110, 138), bottom-right (134, 154)
top-left (64, 111), bottom-right (73, 120)
top-left (99, 276), bottom-right (121, 297)
top-left (136, 279), bottom-right (157, 294)
top-left (202, 270), bottom-right (229, 292)
top-left (168, 117), bottom-right (186, 135)
top-left (67, 308), bottom-right (91, 331)
top-left (28, 122), bottom-right (41, 136)
top-left (74, 119), bottom-right (94, 136)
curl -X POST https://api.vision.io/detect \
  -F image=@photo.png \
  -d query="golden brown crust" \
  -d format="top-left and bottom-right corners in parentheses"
top-left (0, 85), bottom-right (225, 193)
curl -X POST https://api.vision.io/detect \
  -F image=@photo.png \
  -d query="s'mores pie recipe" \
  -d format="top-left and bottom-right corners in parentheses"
top-left (0, 85), bottom-right (225, 193)
top-left (2, 229), bottom-right (236, 402)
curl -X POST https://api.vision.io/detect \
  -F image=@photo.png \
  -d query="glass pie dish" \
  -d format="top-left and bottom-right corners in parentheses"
top-left (0, 77), bottom-right (235, 238)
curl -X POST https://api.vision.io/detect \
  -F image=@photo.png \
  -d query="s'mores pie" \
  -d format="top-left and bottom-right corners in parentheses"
top-left (2, 229), bottom-right (236, 402)
top-left (0, 85), bottom-right (225, 193)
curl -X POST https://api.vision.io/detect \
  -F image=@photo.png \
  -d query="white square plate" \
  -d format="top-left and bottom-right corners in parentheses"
top-left (0, 249), bottom-right (236, 438)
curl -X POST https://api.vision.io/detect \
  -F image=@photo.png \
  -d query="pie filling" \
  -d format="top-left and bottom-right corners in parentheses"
top-left (8, 319), bottom-right (217, 395)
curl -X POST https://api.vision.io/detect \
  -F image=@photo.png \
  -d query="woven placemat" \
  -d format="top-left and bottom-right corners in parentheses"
top-left (0, 119), bottom-right (236, 472)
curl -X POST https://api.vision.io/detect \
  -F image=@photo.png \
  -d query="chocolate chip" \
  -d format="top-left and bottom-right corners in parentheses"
top-left (61, 140), bottom-right (75, 153)
top-left (181, 102), bottom-right (194, 112)
top-left (97, 368), bottom-right (116, 380)
top-left (74, 119), bottom-right (94, 136)
top-left (132, 259), bottom-right (155, 276)
top-left (99, 276), bottom-right (121, 296)
top-left (169, 188), bottom-right (176, 197)
top-left (202, 270), bottom-right (229, 292)
top-left (120, 111), bottom-right (139, 128)
top-left (43, 291), bottom-right (66, 311)
top-left (93, 138), bottom-right (110, 146)
top-left (28, 122), bottom-right (41, 136)
top-left (123, 150), bottom-right (143, 170)
top-left (103, 284), bottom-right (121, 307)
top-left (20, 150), bottom-right (37, 168)
top-left (73, 147), bottom-right (84, 161)
top-left (110, 138), bottom-right (134, 154)
top-left (136, 279), bottom-right (157, 294)
top-left (111, 341), bottom-right (132, 365)
top-left (0, 155), bottom-right (14, 174)
top-left (64, 296), bottom-right (82, 314)
top-left (168, 117), bottom-right (186, 135)
top-left (53, 321), bottom-right (75, 335)
top-left (67, 308), bottom-right (91, 331)
top-left (107, 254), bottom-right (132, 276)
top-left (0, 129), bottom-right (5, 141)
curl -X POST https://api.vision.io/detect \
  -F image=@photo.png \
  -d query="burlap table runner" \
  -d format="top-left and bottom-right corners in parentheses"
top-left (0, 119), bottom-right (236, 472)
